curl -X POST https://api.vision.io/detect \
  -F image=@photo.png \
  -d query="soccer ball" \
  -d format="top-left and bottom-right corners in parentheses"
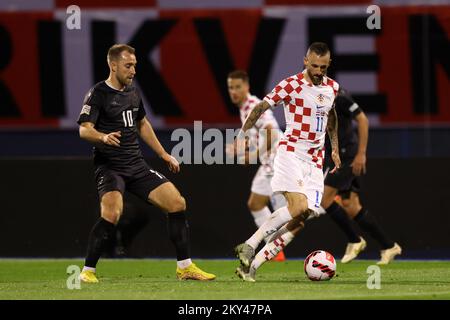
top-left (304, 250), bottom-right (336, 281)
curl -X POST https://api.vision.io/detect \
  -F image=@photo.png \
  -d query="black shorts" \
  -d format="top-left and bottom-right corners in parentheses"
top-left (94, 161), bottom-right (169, 201)
top-left (324, 157), bottom-right (361, 199)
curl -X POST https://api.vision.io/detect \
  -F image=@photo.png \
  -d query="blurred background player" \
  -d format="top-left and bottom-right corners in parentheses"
top-left (226, 70), bottom-right (286, 262)
top-left (77, 44), bottom-right (215, 282)
top-left (234, 42), bottom-right (341, 282)
top-left (320, 88), bottom-right (402, 265)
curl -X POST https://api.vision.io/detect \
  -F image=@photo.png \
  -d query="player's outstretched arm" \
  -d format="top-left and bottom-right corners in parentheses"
top-left (79, 122), bottom-right (121, 147)
top-left (235, 101), bottom-right (271, 158)
top-left (137, 117), bottom-right (180, 173)
top-left (327, 108), bottom-right (341, 173)
top-left (242, 101), bottom-right (271, 133)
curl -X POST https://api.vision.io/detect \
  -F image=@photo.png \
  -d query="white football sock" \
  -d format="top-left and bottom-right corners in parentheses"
top-left (251, 229), bottom-right (295, 271)
top-left (82, 266), bottom-right (96, 273)
top-left (251, 207), bottom-right (271, 228)
top-left (245, 206), bottom-right (292, 250)
top-left (177, 258), bottom-right (192, 269)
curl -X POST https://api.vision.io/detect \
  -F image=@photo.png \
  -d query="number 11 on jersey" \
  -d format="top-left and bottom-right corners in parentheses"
top-left (316, 116), bottom-right (324, 132)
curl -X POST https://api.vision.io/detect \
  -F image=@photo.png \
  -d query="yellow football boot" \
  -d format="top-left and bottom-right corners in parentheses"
top-left (79, 270), bottom-right (99, 283)
top-left (176, 263), bottom-right (216, 281)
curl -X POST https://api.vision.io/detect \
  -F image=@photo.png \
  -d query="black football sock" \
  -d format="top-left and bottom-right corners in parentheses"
top-left (85, 218), bottom-right (116, 268)
top-left (167, 211), bottom-right (191, 261)
top-left (354, 208), bottom-right (395, 250)
top-left (326, 201), bottom-right (361, 243)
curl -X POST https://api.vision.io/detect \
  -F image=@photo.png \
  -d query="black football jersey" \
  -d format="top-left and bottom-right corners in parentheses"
top-left (77, 81), bottom-right (147, 170)
top-left (325, 88), bottom-right (362, 159)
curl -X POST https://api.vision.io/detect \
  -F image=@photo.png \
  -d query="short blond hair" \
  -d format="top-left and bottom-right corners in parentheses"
top-left (107, 44), bottom-right (135, 63)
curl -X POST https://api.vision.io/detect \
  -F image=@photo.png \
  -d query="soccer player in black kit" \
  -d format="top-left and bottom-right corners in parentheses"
top-left (77, 44), bottom-right (215, 282)
top-left (320, 88), bottom-right (401, 265)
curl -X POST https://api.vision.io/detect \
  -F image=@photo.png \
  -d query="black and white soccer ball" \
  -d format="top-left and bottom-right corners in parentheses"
top-left (304, 250), bottom-right (336, 281)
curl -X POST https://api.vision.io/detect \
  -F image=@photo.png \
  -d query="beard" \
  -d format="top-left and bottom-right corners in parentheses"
top-left (117, 75), bottom-right (133, 87)
top-left (124, 78), bottom-right (133, 86)
top-left (307, 70), bottom-right (323, 85)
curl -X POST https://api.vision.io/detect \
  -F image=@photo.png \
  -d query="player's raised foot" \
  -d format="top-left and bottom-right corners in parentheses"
top-left (176, 263), bottom-right (216, 281)
top-left (235, 265), bottom-right (256, 282)
top-left (234, 243), bottom-right (255, 267)
top-left (79, 270), bottom-right (99, 283)
top-left (272, 250), bottom-right (286, 262)
top-left (341, 237), bottom-right (367, 263)
top-left (377, 243), bottom-right (402, 265)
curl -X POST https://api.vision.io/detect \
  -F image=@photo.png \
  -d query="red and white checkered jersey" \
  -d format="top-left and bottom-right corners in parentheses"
top-left (263, 71), bottom-right (339, 169)
top-left (240, 93), bottom-right (281, 170)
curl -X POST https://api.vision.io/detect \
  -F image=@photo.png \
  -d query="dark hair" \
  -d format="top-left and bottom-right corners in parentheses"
top-left (227, 70), bottom-right (249, 83)
top-left (307, 42), bottom-right (330, 56)
top-left (107, 44), bottom-right (135, 62)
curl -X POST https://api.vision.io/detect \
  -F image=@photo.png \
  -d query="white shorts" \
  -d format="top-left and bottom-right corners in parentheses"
top-left (250, 165), bottom-right (273, 196)
top-left (271, 149), bottom-right (324, 211)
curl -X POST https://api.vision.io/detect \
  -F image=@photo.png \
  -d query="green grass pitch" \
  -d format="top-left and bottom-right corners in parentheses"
top-left (0, 259), bottom-right (449, 300)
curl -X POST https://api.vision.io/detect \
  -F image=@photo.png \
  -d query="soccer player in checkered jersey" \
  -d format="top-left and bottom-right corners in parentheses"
top-left (320, 88), bottom-right (401, 265)
top-left (77, 44), bottom-right (215, 283)
top-left (235, 42), bottom-right (341, 282)
top-left (226, 70), bottom-right (289, 262)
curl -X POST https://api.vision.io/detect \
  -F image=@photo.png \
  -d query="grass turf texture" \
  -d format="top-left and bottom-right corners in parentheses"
top-left (0, 259), bottom-right (449, 300)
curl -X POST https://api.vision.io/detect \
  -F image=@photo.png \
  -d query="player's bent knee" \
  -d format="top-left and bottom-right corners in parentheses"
top-left (287, 215), bottom-right (305, 234)
top-left (101, 210), bottom-right (122, 225)
top-left (341, 198), bottom-right (352, 207)
top-left (247, 199), bottom-right (265, 212)
top-left (343, 205), bottom-right (359, 219)
top-left (321, 187), bottom-right (338, 209)
top-left (321, 197), bottom-right (334, 210)
top-left (167, 196), bottom-right (186, 213)
top-left (287, 204), bottom-right (309, 218)
top-left (341, 201), bottom-right (357, 217)
top-left (100, 191), bottom-right (123, 224)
